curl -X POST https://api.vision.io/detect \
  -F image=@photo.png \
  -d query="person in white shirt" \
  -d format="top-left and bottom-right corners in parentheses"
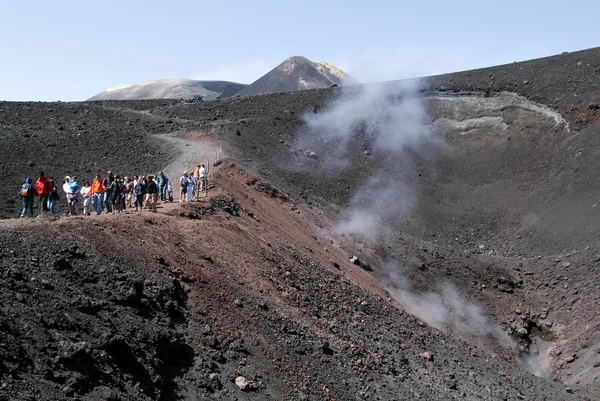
top-left (199, 164), bottom-right (208, 192)
top-left (80, 180), bottom-right (92, 216)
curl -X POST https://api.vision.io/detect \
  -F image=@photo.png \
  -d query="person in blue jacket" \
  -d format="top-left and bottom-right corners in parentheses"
top-left (20, 177), bottom-right (38, 218)
top-left (68, 176), bottom-right (80, 216)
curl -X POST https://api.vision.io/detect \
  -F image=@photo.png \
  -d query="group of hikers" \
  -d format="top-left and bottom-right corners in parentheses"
top-left (19, 164), bottom-right (208, 218)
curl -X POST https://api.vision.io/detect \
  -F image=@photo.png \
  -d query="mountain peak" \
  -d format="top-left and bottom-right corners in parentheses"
top-left (238, 57), bottom-right (357, 96)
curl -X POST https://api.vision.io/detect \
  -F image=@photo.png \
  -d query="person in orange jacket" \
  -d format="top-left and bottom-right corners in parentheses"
top-left (91, 174), bottom-right (105, 215)
top-left (35, 171), bottom-right (54, 213)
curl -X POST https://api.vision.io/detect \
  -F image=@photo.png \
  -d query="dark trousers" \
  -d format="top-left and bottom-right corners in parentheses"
top-left (135, 194), bottom-right (144, 210)
top-left (40, 195), bottom-right (49, 211)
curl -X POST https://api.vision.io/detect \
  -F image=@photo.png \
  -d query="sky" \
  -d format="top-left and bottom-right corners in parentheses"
top-left (0, 0), bottom-right (597, 101)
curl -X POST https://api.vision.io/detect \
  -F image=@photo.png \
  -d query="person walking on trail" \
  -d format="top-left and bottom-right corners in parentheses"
top-left (47, 178), bottom-right (59, 214)
top-left (91, 174), bottom-right (105, 215)
top-left (108, 175), bottom-right (121, 214)
top-left (125, 177), bottom-right (134, 209)
top-left (35, 171), bottom-right (54, 213)
top-left (179, 172), bottom-right (188, 203)
top-left (157, 171), bottom-right (168, 202)
top-left (20, 177), bottom-right (38, 218)
top-left (68, 176), bottom-right (80, 216)
top-left (187, 173), bottom-right (196, 201)
top-left (80, 180), bottom-right (92, 216)
top-left (146, 174), bottom-right (158, 213)
top-left (199, 164), bottom-right (208, 192)
top-left (167, 179), bottom-right (173, 202)
top-left (63, 177), bottom-right (72, 215)
top-left (133, 177), bottom-right (144, 211)
top-left (103, 170), bottom-right (114, 214)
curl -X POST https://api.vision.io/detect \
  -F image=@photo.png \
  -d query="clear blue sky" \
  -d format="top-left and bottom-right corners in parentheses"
top-left (0, 0), bottom-right (597, 101)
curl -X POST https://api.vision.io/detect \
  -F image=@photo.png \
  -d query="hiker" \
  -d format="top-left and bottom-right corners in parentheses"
top-left (47, 178), bottom-right (59, 214)
top-left (179, 172), bottom-right (188, 203)
top-left (133, 176), bottom-right (143, 211)
top-left (199, 164), bottom-right (208, 192)
top-left (103, 170), bottom-right (114, 213)
top-left (20, 177), bottom-right (38, 218)
top-left (167, 179), bottom-right (173, 202)
top-left (187, 174), bottom-right (195, 201)
top-left (80, 180), bottom-right (92, 216)
top-left (68, 176), bottom-right (80, 216)
top-left (109, 175), bottom-right (121, 214)
top-left (91, 174), bottom-right (104, 215)
top-left (157, 171), bottom-right (168, 202)
top-left (125, 177), bottom-right (133, 208)
top-left (120, 178), bottom-right (127, 211)
top-left (63, 177), bottom-right (72, 215)
top-left (35, 171), bottom-right (54, 213)
top-left (146, 174), bottom-right (158, 213)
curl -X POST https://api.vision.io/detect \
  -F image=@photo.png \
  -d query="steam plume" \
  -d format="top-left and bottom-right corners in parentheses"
top-left (299, 77), bottom-right (514, 350)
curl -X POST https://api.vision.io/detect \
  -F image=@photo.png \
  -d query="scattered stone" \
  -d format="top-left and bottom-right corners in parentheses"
top-left (235, 376), bottom-right (251, 390)
top-left (419, 352), bottom-right (433, 361)
top-left (53, 258), bottom-right (72, 271)
top-left (321, 342), bottom-right (334, 355)
top-left (234, 298), bottom-right (243, 308)
top-left (516, 327), bottom-right (529, 337)
top-left (589, 103), bottom-right (600, 110)
top-left (304, 150), bottom-right (318, 159)
top-left (445, 380), bottom-right (458, 390)
top-left (349, 256), bottom-right (372, 271)
top-left (561, 262), bottom-right (571, 268)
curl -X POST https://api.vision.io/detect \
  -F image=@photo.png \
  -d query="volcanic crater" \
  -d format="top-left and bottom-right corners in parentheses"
top-left (1, 47), bottom-right (599, 400)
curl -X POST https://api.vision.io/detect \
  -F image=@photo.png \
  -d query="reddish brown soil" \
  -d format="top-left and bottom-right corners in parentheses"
top-left (0, 162), bottom-right (588, 400)
top-left (2, 48), bottom-right (600, 400)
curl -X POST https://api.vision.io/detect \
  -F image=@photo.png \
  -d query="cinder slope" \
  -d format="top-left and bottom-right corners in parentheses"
top-left (0, 165), bottom-right (581, 400)
top-left (1, 47), bottom-right (600, 399)
top-left (237, 56), bottom-right (357, 96)
top-left (88, 79), bottom-right (247, 101)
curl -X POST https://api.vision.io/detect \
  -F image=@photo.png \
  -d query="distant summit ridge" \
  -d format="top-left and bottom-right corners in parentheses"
top-left (88, 79), bottom-right (246, 101)
top-left (87, 57), bottom-right (356, 100)
top-left (238, 56), bottom-right (357, 96)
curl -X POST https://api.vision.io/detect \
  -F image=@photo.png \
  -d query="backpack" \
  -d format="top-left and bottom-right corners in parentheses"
top-left (51, 188), bottom-right (60, 201)
top-left (180, 177), bottom-right (188, 189)
top-left (21, 185), bottom-right (29, 197)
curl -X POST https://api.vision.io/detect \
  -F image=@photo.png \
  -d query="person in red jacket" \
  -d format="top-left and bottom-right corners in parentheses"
top-left (35, 171), bottom-right (54, 212)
